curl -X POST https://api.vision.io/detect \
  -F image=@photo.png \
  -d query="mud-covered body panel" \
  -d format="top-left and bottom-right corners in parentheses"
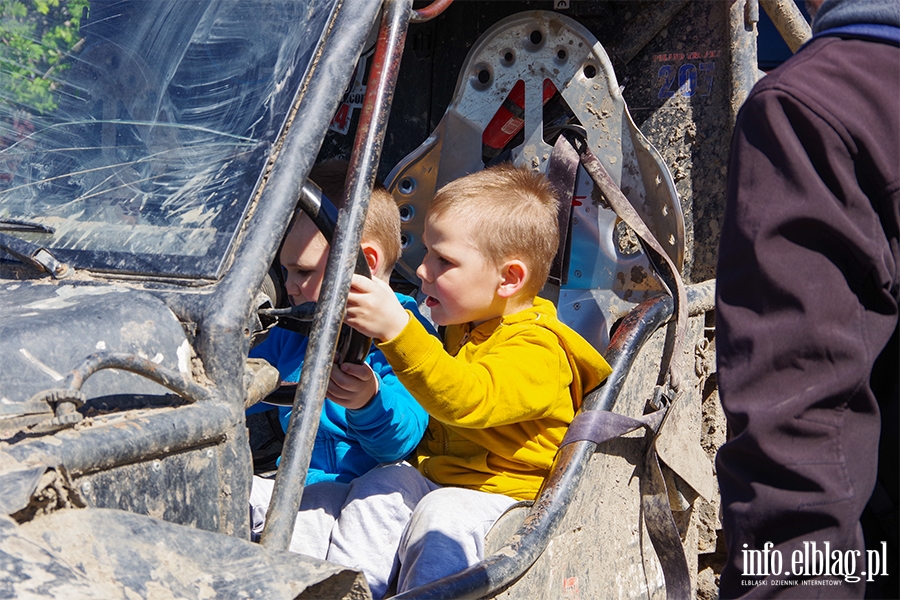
top-left (0, 281), bottom-right (191, 405)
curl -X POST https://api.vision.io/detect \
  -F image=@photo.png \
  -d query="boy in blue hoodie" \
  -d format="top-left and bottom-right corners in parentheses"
top-left (249, 161), bottom-right (431, 595)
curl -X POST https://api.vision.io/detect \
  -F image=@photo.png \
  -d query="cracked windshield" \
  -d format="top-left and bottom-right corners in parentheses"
top-left (0, 0), bottom-right (333, 277)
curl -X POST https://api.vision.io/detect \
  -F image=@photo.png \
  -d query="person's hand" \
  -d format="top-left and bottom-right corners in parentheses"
top-left (327, 361), bottom-right (378, 410)
top-left (345, 274), bottom-right (409, 341)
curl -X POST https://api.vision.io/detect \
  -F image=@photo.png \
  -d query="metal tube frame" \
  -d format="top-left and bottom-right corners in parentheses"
top-left (729, 0), bottom-right (761, 123)
top-left (5, 402), bottom-right (232, 479)
top-left (410, 0), bottom-right (453, 23)
top-left (177, 0), bottom-right (384, 537)
top-left (759, 0), bottom-right (811, 53)
top-left (58, 352), bottom-right (214, 403)
top-left (261, 0), bottom-right (414, 551)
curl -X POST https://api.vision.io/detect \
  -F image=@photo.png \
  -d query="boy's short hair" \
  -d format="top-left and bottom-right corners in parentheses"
top-left (427, 163), bottom-right (560, 297)
top-left (363, 186), bottom-right (402, 273)
top-left (296, 159), bottom-right (402, 273)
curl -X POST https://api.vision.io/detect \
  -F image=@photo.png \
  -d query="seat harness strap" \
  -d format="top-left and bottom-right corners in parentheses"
top-left (555, 134), bottom-right (692, 599)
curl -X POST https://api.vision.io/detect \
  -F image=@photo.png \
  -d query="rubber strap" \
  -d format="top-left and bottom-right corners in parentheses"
top-left (573, 138), bottom-right (687, 392)
top-left (546, 135), bottom-right (580, 287)
top-left (561, 407), bottom-right (665, 447)
top-left (556, 134), bottom-right (692, 599)
top-left (642, 440), bottom-right (693, 598)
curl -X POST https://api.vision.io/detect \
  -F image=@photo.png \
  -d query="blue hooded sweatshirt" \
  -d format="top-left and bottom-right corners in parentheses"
top-left (249, 293), bottom-right (432, 484)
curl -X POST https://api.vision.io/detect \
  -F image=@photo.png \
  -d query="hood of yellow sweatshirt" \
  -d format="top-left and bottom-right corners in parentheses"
top-left (445, 297), bottom-right (612, 409)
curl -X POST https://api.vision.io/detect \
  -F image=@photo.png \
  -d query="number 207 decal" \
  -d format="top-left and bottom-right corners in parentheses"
top-left (657, 62), bottom-right (715, 99)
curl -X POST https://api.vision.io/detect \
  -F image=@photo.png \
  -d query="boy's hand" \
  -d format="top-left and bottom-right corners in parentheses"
top-left (345, 274), bottom-right (409, 342)
top-left (327, 362), bottom-right (378, 410)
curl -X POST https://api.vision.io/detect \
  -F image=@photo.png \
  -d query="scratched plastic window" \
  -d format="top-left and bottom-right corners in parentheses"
top-left (0, 0), bottom-right (333, 277)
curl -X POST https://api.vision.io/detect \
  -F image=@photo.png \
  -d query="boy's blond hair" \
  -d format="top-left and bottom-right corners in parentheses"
top-left (294, 159), bottom-right (402, 274)
top-left (427, 163), bottom-right (559, 297)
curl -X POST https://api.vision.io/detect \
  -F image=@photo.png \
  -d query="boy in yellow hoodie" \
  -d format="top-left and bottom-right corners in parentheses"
top-left (341, 163), bottom-right (612, 594)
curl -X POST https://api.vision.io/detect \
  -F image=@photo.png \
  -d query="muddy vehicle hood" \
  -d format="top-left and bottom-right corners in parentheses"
top-left (0, 280), bottom-right (190, 407)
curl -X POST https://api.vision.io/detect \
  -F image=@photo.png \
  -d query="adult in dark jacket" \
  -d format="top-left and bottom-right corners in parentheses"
top-left (715, 0), bottom-right (899, 597)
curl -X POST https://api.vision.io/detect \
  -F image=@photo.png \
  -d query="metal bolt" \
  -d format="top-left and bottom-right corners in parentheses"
top-left (574, 270), bottom-right (582, 278)
top-left (152, 461), bottom-right (162, 472)
top-left (399, 178), bottom-right (416, 195)
top-left (573, 302), bottom-right (581, 310)
top-left (206, 448), bottom-right (214, 459)
top-left (81, 481), bottom-right (92, 495)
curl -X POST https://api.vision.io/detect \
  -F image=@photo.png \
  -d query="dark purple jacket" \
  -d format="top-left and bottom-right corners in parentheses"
top-left (715, 25), bottom-right (899, 599)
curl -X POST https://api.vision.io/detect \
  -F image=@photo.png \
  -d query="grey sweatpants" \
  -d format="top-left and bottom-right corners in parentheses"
top-left (250, 463), bottom-right (516, 598)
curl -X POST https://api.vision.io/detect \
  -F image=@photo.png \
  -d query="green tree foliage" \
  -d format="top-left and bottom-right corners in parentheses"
top-left (0, 0), bottom-right (90, 113)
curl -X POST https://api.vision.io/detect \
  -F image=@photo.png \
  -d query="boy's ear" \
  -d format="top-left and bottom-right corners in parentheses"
top-left (361, 243), bottom-right (380, 275)
top-left (497, 260), bottom-right (528, 299)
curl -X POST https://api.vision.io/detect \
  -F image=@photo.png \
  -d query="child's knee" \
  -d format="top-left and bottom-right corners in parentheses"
top-left (410, 488), bottom-right (517, 534)
top-left (348, 462), bottom-right (432, 498)
top-left (412, 487), bottom-right (463, 515)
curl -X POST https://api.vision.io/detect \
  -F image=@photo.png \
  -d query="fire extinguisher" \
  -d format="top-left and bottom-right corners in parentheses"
top-left (482, 79), bottom-right (558, 159)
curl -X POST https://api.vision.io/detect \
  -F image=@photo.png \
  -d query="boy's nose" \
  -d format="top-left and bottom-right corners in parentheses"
top-left (284, 275), bottom-right (302, 297)
top-left (415, 262), bottom-right (430, 283)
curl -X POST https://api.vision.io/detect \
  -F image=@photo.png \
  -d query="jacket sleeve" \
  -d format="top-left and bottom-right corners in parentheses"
top-left (344, 352), bottom-right (429, 463)
top-left (714, 78), bottom-right (898, 596)
top-left (377, 316), bottom-right (569, 428)
top-left (716, 82), bottom-right (896, 456)
top-left (343, 303), bottom-right (433, 463)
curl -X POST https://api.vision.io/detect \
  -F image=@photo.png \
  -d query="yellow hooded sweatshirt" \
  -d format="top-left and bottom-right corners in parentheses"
top-left (376, 297), bottom-right (612, 501)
